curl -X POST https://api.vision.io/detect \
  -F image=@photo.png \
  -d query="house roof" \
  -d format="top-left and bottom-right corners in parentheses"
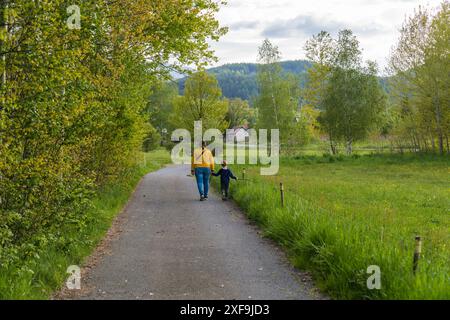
top-left (231, 125), bottom-right (249, 131)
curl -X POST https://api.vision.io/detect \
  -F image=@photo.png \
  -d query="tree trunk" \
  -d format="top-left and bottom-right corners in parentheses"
top-left (346, 139), bottom-right (353, 155)
top-left (433, 89), bottom-right (444, 155)
top-left (329, 132), bottom-right (337, 155)
top-left (437, 132), bottom-right (444, 155)
top-left (446, 134), bottom-right (449, 154)
top-left (268, 70), bottom-right (279, 127)
top-left (411, 134), bottom-right (418, 152)
top-left (430, 133), bottom-right (436, 153)
top-left (423, 137), bottom-right (429, 152)
top-left (416, 134), bottom-right (422, 152)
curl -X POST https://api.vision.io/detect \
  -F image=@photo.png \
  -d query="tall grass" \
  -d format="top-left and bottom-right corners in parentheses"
top-left (211, 152), bottom-right (449, 299)
top-left (0, 149), bottom-right (171, 299)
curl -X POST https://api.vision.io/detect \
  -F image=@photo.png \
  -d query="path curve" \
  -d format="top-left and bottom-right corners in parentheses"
top-left (60, 165), bottom-right (321, 300)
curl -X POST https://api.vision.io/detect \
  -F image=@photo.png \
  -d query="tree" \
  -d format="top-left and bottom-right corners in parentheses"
top-left (255, 39), bottom-right (304, 151)
top-left (303, 31), bottom-right (336, 151)
top-left (146, 81), bottom-right (178, 146)
top-left (225, 98), bottom-right (256, 128)
top-left (305, 30), bottom-right (386, 155)
top-left (170, 71), bottom-right (228, 134)
top-left (303, 31), bottom-right (334, 109)
top-left (325, 59), bottom-right (386, 155)
top-left (299, 104), bottom-right (321, 141)
top-left (388, 1), bottom-right (449, 154)
top-left (142, 125), bottom-right (161, 152)
top-left (0, 0), bottom-right (226, 269)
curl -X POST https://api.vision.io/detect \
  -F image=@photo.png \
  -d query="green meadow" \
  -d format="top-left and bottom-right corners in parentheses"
top-left (212, 150), bottom-right (450, 299)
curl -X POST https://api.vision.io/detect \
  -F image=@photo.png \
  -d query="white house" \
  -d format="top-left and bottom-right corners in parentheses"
top-left (225, 126), bottom-right (250, 143)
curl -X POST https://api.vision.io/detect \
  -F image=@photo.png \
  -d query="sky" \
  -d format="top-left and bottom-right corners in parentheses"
top-left (208, 0), bottom-right (442, 71)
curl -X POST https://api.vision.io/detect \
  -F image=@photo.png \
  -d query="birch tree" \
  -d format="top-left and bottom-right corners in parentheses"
top-left (255, 39), bottom-right (305, 151)
top-left (305, 30), bottom-right (386, 155)
top-left (388, 1), bottom-right (449, 154)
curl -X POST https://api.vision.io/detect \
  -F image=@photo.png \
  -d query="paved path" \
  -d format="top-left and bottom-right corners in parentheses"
top-left (66, 165), bottom-right (320, 300)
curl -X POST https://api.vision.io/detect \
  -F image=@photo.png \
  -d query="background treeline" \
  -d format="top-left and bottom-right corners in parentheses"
top-left (177, 60), bottom-right (312, 101)
top-left (177, 60), bottom-right (391, 103)
top-left (0, 0), bottom-right (224, 276)
top-left (153, 1), bottom-right (448, 156)
top-left (145, 74), bottom-right (257, 150)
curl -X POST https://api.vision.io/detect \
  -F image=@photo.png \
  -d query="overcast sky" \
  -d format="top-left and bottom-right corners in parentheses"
top-left (208, 0), bottom-right (442, 71)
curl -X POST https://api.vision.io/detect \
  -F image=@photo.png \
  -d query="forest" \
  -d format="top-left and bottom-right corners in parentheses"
top-left (177, 60), bottom-right (390, 103)
top-left (177, 60), bottom-right (312, 101)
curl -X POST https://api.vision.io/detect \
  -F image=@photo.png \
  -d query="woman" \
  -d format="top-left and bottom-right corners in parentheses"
top-left (191, 141), bottom-right (215, 201)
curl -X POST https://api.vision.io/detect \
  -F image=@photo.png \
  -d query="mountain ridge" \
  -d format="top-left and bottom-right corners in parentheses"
top-left (176, 59), bottom-right (389, 101)
top-left (177, 60), bottom-right (312, 101)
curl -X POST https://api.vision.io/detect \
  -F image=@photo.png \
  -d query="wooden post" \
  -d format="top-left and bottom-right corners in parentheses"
top-left (242, 168), bottom-right (246, 180)
top-left (280, 182), bottom-right (284, 207)
top-left (413, 236), bottom-right (422, 274)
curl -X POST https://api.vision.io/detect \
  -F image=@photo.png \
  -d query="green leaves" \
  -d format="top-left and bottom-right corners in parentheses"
top-left (171, 71), bottom-right (229, 134)
top-left (225, 98), bottom-right (255, 129)
top-left (388, 1), bottom-right (449, 154)
top-left (255, 39), bottom-right (310, 151)
top-left (0, 0), bottom-right (225, 278)
top-left (305, 30), bottom-right (386, 154)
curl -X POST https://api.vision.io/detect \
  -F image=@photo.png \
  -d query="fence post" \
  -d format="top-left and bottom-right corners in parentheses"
top-left (280, 182), bottom-right (284, 207)
top-left (242, 168), bottom-right (246, 180)
top-left (413, 236), bottom-right (422, 274)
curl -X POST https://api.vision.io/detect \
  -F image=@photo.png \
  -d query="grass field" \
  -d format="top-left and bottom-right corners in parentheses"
top-left (0, 149), bottom-right (171, 299)
top-left (212, 151), bottom-right (450, 299)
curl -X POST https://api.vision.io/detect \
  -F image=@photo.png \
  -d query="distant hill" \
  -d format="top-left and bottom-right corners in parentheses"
top-left (177, 60), bottom-right (312, 101)
top-left (177, 60), bottom-right (390, 101)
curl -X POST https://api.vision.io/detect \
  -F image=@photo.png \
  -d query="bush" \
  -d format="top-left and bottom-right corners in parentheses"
top-left (142, 125), bottom-right (162, 152)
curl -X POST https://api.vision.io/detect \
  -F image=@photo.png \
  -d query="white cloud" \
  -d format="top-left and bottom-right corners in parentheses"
top-left (262, 15), bottom-right (387, 38)
top-left (208, 0), bottom-right (442, 70)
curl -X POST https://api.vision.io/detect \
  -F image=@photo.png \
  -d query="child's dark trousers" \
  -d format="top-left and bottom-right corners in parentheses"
top-left (221, 182), bottom-right (230, 199)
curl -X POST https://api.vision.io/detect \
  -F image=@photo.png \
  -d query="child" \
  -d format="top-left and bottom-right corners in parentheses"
top-left (212, 160), bottom-right (237, 200)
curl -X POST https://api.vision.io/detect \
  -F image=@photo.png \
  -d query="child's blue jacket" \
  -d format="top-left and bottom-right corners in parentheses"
top-left (212, 168), bottom-right (237, 186)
